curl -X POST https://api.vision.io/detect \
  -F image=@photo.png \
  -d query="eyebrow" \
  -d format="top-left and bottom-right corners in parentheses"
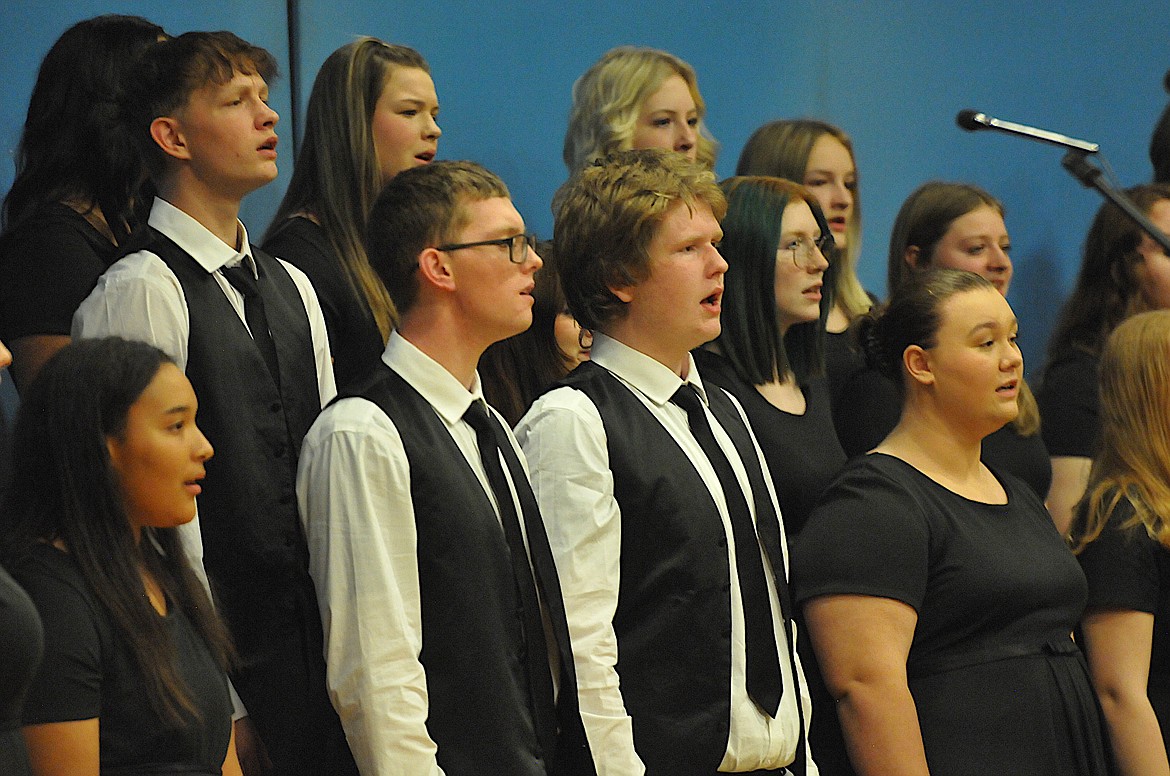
top-left (967, 319), bottom-right (1018, 336)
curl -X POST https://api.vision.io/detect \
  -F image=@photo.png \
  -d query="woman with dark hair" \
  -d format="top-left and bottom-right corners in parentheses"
top-left (264, 38), bottom-right (438, 389)
top-left (1072, 310), bottom-right (1170, 776)
top-left (0, 339), bottom-right (43, 776)
top-left (835, 181), bottom-right (1050, 501)
top-left (480, 242), bottom-right (591, 427)
top-left (695, 175), bottom-right (849, 773)
top-left (735, 120), bottom-right (873, 422)
top-left (695, 176), bottom-right (844, 537)
top-left (0, 15), bottom-right (166, 390)
top-left (794, 268), bottom-right (1111, 776)
top-left (1040, 183), bottom-right (1170, 533)
top-left (1, 337), bottom-right (241, 775)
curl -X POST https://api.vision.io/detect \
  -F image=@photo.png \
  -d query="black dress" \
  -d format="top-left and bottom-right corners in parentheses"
top-left (1078, 493), bottom-right (1170, 748)
top-left (794, 454), bottom-right (1111, 776)
top-left (1038, 349), bottom-right (1101, 459)
top-left (831, 364), bottom-right (1052, 500)
top-left (262, 216), bottom-right (386, 392)
top-left (0, 562), bottom-right (42, 776)
top-left (14, 544), bottom-right (233, 775)
top-left (0, 202), bottom-right (119, 343)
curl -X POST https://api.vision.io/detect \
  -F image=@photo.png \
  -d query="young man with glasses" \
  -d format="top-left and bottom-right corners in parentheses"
top-left (296, 160), bottom-right (595, 776)
top-left (517, 149), bottom-right (817, 775)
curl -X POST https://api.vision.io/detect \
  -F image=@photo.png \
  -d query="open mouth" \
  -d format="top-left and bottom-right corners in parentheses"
top-left (996, 379), bottom-right (1019, 394)
top-left (258, 137), bottom-right (278, 156)
top-left (415, 151), bottom-right (435, 163)
top-left (701, 289), bottom-right (722, 311)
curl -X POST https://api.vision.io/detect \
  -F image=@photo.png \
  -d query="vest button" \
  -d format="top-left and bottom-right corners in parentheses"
top-left (269, 401), bottom-right (282, 413)
top-left (274, 444), bottom-right (287, 458)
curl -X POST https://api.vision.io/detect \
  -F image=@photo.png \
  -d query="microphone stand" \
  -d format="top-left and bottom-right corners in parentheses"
top-left (1061, 151), bottom-right (1170, 254)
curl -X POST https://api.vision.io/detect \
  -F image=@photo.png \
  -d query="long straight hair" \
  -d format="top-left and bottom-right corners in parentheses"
top-left (2, 15), bottom-right (166, 241)
top-left (265, 38), bottom-right (430, 341)
top-left (0, 338), bottom-right (233, 728)
top-left (1072, 311), bottom-right (1170, 553)
top-left (714, 175), bottom-right (835, 386)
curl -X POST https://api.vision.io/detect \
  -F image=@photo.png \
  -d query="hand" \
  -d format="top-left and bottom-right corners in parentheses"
top-left (233, 716), bottom-right (274, 776)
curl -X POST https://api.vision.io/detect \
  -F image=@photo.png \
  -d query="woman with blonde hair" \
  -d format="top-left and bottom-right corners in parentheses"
top-left (562, 45), bottom-right (717, 171)
top-left (1073, 309), bottom-right (1170, 776)
top-left (264, 37), bottom-right (439, 389)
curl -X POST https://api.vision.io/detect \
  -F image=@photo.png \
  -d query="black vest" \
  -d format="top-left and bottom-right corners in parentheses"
top-left (354, 364), bottom-right (556, 776)
top-left (560, 361), bottom-right (802, 776)
top-left (148, 232), bottom-right (321, 656)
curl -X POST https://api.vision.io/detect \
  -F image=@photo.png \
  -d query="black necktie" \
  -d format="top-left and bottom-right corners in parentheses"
top-left (462, 399), bottom-right (558, 756)
top-left (221, 262), bottom-right (281, 388)
top-left (670, 384), bottom-right (783, 717)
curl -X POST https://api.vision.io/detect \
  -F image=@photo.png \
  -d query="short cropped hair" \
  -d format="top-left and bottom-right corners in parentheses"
top-left (563, 46), bottom-right (718, 172)
top-left (553, 148), bottom-right (725, 331)
top-left (366, 160), bottom-right (509, 315)
top-left (128, 31), bottom-right (277, 179)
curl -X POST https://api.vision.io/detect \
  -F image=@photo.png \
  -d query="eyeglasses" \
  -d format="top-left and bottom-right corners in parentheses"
top-left (435, 232), bottom-right (537, 264)
top-left (785, 233), bottom-right (834, 269)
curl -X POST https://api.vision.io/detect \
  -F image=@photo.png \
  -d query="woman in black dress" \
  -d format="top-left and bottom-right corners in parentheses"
top-left (794, 269), bottom-right (1110, 776)
top-left (0, 15), bottom-right (166, 390)
top-left (1073, 309), bottom-right (1170, 776)
top-left (1, 338), bottom-right (239, 775)
top-left (263, 38), bottom-right (439, 390)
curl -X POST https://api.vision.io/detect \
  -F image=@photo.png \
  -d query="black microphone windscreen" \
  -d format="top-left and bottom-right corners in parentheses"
top-left (956, 109), bottom-right (985, 131)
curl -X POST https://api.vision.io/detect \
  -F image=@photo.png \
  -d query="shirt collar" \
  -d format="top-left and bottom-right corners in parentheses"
top-left (382, 331), bottom-right (485, 425)
top-left (590, 331), bottom-right (709, 407)
top-left (148, 197), bottom-right (254, 275)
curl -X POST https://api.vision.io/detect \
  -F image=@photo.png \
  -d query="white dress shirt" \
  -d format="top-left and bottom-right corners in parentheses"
top-left (296, 331), bottom-right (542, 776)
top-left (71, 196), bottom-right (337, 719)
top-left (516, 332), bottom-right (817, 776)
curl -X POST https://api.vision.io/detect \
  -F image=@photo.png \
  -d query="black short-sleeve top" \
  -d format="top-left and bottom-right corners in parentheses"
top-left (14, 544), bottom-right (232, 775)
top-left (1078, 493), bottom-right (1170, 744)
top-left (1038, 349), bottom-right (1101, 458)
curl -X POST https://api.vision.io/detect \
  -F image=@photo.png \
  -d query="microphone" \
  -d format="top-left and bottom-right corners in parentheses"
top-left (956, 109), bottom-right (1099, 154)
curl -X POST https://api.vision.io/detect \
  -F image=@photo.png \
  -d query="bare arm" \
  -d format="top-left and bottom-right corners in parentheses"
top-left (1081, 608), bottom-right (1170, 776)
top-left (22, 718), bottom-right (100, 776)
top-left (1047, 456), bottom-right (1092, 535)
top-left (803, 594), bottom-right (930, 776)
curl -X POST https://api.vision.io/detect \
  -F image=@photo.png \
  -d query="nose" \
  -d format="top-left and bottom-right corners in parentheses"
top-left (711, 243), bottom-right (729, 274)
top-left (1002, 342), bottom-right (1023, 370)
top-left (810, 243), bottom-right (830, 272)
top-left (526, 243), bottom-right (544, 273)
top-left (259, 100), bottom-right (278, 128)
top-left (988, 244), bottom-right (1011, 271)
top-left (426, 113), bottom-right (441, 140)
top-left (193, 425), bottom-right (214, 462)
top-left (676, 123), bottom-right (696, 155)
top-left (0, 339), bottom-right (10, 373)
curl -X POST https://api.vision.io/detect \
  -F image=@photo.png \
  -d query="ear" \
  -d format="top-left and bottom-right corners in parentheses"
top-left (105, 434), bottom-right (123, 471)
top-left (417, 246), bottom-right (456, 293)
top-left (904, 245), bottom-right (922, 270)
top-left (903, 344), bottom-right (935, 387)
top-left (150, 116), bottom-right (191, 162)
top-left (608, 282), bottom-right (635, 304)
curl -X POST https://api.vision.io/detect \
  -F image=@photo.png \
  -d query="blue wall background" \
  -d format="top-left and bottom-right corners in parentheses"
top-left (1, 0), bottom-right (1168, 391)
